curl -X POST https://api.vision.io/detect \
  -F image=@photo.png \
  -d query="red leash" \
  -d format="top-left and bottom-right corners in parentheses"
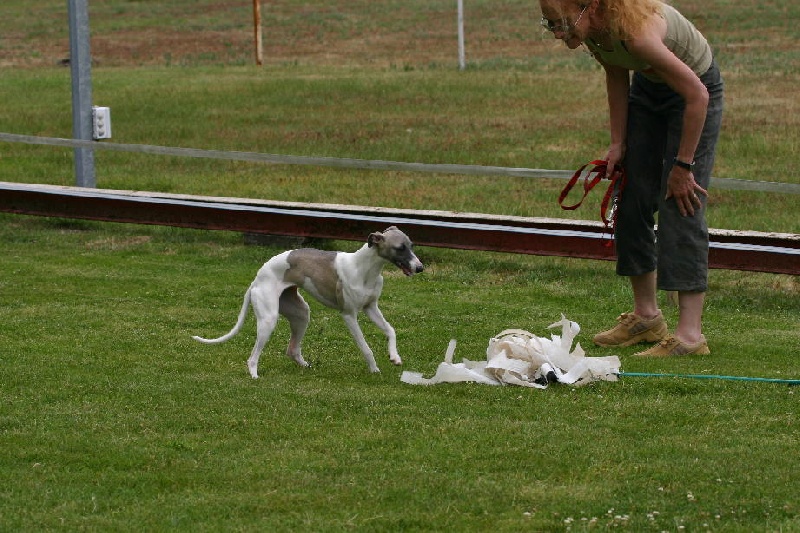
top-left (558, 159), bottom-right (626, 243)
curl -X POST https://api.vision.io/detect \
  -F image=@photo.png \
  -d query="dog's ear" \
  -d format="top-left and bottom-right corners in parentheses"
top-left (368, 231), bottom-right (384, 248)
top-left (384, 225), bottom-right (399, 232)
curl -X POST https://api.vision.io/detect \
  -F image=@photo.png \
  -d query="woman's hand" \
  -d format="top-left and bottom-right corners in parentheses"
top-left (604, 143), bottom-right (625, 178)
top-left (666, 166), bottom-right (707, 216)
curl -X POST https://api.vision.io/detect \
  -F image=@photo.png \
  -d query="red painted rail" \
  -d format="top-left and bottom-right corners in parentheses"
top-left (1, 182), bottom-right (797, 275)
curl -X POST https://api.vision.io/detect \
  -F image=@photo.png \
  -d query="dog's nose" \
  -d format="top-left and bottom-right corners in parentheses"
top-left (416, 264), bottom-right (424, 273)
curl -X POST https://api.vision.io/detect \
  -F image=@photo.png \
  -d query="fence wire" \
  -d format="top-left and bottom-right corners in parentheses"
top-left (2, 132), bottom-right (799, 194)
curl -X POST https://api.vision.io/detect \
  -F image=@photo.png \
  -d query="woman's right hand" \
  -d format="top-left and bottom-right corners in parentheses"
top-left (604, 143), bottom-right (625, 178)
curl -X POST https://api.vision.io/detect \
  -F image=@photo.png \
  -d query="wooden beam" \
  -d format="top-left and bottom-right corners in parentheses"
top-left (1, 182), bottom-right (797, 275)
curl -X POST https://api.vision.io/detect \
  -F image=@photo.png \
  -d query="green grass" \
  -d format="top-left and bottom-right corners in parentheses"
top-left (1, 0), bottom-right (799, 530)
top-left (1, 215), bottom-right (798, 532)
top-left (1, 65), bottom-right (798, 233)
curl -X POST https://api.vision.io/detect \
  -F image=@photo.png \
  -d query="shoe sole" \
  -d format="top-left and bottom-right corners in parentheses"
top-left (635, 345), bottom-right (711, 357)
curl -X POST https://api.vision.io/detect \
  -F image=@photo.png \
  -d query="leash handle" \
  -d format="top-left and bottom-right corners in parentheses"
top-left (558, 159), bottom-right (626, 234)
top-left (557, 159), bottom-right (607, 211)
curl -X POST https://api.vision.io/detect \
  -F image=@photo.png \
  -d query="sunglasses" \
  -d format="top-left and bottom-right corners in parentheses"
top-left (540, 4), bottom-right (588, 33)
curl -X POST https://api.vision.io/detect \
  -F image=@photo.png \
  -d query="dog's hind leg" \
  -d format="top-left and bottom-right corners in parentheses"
top-left (278, 286), bottom-right (311, 368)
top-left (364, 302), bottom-right (401, 366)
top-left (246, 286), bottom-right (281, 379)
top-left (341, 312), bottom-right (380, 373)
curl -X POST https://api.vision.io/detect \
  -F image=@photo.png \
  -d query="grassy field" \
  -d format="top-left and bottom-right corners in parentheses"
top-left (1, 214), bottom-right (798, 532)
top-left (1, 0), bottom-right (799, 531)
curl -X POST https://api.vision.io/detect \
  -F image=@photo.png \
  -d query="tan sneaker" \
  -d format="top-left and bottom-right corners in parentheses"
top-left (592, 311), bottom-right (668, 347)
top-left (634, 335), bottom-right (710, 357)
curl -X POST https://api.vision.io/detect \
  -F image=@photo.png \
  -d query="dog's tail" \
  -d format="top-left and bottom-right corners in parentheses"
top-left (192, 286), bottom-right (252, 344)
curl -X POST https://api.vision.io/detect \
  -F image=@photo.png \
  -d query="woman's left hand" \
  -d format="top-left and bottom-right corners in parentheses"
top-left (666, 166), bottom-right (707, 217)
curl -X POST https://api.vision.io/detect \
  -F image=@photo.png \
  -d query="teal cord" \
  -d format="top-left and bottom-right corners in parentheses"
top-left (619, 372), bottom-right (800, 385)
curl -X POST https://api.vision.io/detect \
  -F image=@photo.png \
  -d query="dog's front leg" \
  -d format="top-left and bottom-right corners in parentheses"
top-left (341, 312), bottom-right (380, 373)
top-left (364, 303), bottom-right (401, 366)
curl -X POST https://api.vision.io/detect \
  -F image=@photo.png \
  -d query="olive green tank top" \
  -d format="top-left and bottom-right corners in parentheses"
top-left (584, 3), bottom-right (712, 83)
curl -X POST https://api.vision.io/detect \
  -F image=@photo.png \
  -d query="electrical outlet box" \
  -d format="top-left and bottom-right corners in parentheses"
top-left (92, 106), bottom-right (112, 140)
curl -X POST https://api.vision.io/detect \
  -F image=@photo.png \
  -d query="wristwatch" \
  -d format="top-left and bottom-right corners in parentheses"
top-left (673, 157), bottom-right (695, 171)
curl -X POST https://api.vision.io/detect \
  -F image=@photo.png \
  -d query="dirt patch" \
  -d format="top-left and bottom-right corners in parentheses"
top-left (86, 235), bottom-right (152, 251)
top-left (0, 0), bottom-right (539, 69)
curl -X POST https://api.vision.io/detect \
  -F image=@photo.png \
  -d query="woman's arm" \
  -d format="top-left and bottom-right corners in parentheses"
top-left (626, 15), bottom-right (709, 216)
top-left (603, 63), bottom-right (631, 177)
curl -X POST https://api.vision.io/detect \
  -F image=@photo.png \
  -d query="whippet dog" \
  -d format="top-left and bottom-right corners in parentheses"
top-left (192, 226), bottom-right (424, 378)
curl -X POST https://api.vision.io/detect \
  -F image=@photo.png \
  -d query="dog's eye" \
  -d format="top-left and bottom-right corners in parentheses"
top-left (396, 244), bottom-right (407, 252)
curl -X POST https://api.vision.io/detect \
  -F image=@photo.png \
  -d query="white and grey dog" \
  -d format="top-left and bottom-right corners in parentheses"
top-left (192, 226), bottom-right (424, 378)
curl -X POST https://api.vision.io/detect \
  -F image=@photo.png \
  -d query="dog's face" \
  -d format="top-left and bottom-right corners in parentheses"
top-left (368, 226), bottom-right (424, 276)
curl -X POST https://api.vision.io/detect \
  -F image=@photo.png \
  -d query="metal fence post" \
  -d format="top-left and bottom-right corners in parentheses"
top-left (457, 0), bottom-right (465, 70)
top-left (67, 0), bottom-right (96, 188)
